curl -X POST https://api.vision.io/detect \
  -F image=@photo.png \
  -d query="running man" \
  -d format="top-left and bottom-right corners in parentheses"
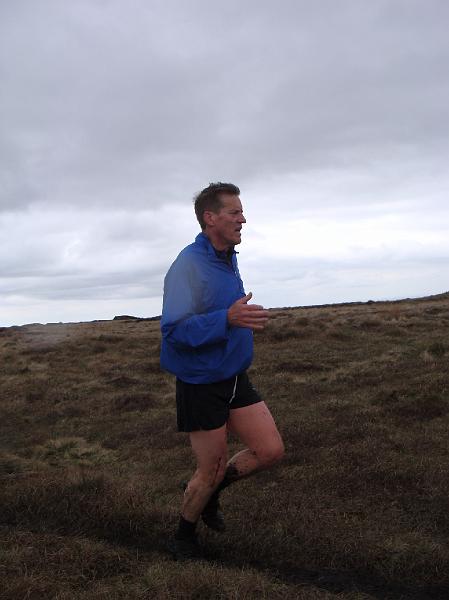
top-left (160, 182), bottom-right (284, 560)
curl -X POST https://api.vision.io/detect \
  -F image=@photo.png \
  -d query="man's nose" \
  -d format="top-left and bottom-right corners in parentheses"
top-left (240, 214), bottom-right (246, 223)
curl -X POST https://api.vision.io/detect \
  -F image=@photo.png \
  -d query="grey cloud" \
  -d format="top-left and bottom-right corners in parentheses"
top-left (2, 1), bottom-right (449, 212)
top-left (0, 206), bottom-right (187, 277)
top-left (1, 269), bottom-right (164, 302)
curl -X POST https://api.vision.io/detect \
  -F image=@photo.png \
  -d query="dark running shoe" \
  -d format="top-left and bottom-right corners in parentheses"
top-left (201, 495), bottom-right (225, 532)
top-left (168, 536), bottom-right (202, 561)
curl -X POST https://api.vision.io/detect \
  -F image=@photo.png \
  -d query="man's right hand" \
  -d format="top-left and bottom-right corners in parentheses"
top-left (227, 292), bottom-right (270, 331)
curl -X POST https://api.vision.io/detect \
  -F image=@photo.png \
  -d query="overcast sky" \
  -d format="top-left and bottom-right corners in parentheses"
top-left (1, 0), bottom-right (448, 327)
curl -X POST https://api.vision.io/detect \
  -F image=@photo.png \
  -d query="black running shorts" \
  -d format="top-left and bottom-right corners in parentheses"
top-left (176, 371), bottom-right (262, 432)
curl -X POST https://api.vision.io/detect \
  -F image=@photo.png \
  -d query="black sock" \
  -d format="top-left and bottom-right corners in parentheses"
top-left (175, 516), bottom-right (197, 540)
top-left (214, 474), bottom-right (234, 495)
top-left (206, 464), bottom-right (241, 507)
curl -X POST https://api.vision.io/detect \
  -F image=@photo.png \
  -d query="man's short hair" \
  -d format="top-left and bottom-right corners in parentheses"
top-left (194, 182), bottom-right (240, 229)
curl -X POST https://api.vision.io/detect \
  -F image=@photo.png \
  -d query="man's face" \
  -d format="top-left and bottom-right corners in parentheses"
top-left (206, 194), bottom-right (246, 249)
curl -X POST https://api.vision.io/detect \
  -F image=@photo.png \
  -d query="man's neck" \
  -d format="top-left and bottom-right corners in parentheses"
top-left (203, 230), bottom-right (230, 253)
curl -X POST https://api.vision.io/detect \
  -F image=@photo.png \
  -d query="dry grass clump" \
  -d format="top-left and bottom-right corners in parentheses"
top-left (372, 389), bottom-right (449, 421)
top-left (427, 341), bottom-right (447, 358)
top-left (1, 295), bottom-right (449, 598)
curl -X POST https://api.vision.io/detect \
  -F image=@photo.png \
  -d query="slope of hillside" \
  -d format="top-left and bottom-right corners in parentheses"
top-left (1, 295), bottom-right (448, 599)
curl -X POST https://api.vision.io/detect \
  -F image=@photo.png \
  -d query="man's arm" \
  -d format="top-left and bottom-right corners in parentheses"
top-left (161, 257), bottom-right (230, 349)
top-left (161, 258), bottom-right (270, 349)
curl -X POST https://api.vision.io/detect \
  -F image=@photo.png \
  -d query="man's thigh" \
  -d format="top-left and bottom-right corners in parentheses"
top-left (189, 425), bottom-right (228, 472)
top-left (227, 401), bottom-right (284, 455)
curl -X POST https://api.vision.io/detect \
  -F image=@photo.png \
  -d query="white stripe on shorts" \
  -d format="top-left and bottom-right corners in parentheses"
top-left (229, 375), bottom-right (238, 404)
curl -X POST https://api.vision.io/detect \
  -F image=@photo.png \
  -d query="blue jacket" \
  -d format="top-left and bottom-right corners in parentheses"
top-left (160, 232), bottom-right (253, 383)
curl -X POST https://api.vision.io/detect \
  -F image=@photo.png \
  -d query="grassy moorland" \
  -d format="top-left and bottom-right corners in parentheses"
top-left (1, 293), bottom-right (449, 600)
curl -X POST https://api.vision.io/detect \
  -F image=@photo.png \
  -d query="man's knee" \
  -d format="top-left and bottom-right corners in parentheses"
top-left (197, 455), bottom-right (227, 489)
top-left (256, 439), bottom-right (285, 468)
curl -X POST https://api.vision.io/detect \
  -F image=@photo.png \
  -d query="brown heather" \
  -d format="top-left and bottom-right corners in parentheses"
top-left (1, 293), bottom-right (449, 599)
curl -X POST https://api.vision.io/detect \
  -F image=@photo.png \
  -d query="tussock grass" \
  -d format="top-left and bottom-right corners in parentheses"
top-left (1, 295), bottom-right (449, 598)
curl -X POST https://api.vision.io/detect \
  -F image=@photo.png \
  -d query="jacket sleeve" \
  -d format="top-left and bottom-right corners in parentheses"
top-left (161, 255), bottom-right (230, 349)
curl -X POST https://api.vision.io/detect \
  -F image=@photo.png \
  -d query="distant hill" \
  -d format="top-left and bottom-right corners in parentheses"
top-left (3, 289), bottom-right (449, 330)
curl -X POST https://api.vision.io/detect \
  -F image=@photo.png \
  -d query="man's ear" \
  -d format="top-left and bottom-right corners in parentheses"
top-left (203, 210), bottom-right (216, 227)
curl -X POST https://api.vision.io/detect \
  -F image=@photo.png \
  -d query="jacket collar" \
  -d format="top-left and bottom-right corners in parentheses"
top-left (195, 232), bottom-right (238, 258)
